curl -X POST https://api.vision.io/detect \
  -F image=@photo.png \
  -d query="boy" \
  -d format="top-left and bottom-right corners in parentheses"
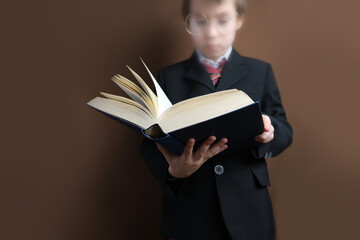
top-left (140, 0), bottom-right (293, 239)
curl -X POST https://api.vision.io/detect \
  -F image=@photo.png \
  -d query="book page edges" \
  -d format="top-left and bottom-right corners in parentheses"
top-left (86, 102), bottom-right (145, 133)
top-left (126, 65), bottom-right (159, 115)
top-left (86, 100), bottom-right (183, 154)
top-left (87, 97), bottom-right (154, 130)
top-left (140, 58), bottom-right (173, 117)
top-left (111, 75), bottom-right (156, 116)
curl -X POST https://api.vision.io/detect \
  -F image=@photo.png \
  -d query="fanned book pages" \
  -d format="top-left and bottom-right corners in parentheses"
top-left (86, 59), bottom-right (264, 155)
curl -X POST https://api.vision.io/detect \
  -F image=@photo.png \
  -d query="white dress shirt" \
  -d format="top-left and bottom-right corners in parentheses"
top-left (196, 46), bottom-right (233, 69)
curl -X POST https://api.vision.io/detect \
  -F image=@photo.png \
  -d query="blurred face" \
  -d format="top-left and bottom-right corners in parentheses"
top-left (187, 0), bottom-right (244, 61)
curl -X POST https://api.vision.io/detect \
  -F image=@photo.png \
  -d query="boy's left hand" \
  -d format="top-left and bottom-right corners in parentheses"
top-left (255, 114), bottom-right (274, 143)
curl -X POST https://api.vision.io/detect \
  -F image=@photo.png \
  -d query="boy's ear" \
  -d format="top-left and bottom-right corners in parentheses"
top-left (236, 16), bottom-right (245, 30)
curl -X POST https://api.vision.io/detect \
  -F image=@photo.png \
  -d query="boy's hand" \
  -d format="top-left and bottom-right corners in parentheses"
top-left (255, 114), bottom-right (274, 143)
top-left (156, 136), bottom-right (228, 179)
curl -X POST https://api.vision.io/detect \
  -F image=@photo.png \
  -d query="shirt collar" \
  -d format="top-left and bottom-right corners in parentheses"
top-left (196, 46), bottom-right (233, 68)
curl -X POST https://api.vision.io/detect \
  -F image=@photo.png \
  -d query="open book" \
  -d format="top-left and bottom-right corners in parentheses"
top-left (86, 59), bottom-right (264, 155)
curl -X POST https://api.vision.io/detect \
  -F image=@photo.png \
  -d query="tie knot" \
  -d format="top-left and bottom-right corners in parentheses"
top-left (201, 57), bottom-right (226, 86)
top-left (201, 57), bottom-right (226, 73)
top-left (217, 57), bottom-right (226, 73)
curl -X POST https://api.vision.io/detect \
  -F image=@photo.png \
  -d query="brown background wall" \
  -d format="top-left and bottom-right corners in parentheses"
top-left (1, 0), bottom-right (359, 239)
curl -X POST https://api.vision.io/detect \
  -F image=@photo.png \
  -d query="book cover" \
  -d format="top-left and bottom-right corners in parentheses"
top-left (86, 59), bottom-right (264, 155)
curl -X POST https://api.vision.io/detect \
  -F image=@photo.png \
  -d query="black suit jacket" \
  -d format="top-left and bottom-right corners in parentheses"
top-left (140, 48), bottom-right (293, 240)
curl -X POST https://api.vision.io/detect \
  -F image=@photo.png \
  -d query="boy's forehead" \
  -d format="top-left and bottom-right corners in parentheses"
top-left (190, 0), bottom-right (236, 15)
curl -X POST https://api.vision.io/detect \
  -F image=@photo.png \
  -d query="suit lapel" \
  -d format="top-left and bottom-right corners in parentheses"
top-left (183, 52), bottom-right (215, 92)
top-left (215, 49), bottom-right (248, 92)
top-left (183, 49), bottom-right (248, 92)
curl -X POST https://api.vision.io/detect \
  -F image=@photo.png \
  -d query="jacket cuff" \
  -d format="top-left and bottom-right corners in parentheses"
top-left (250, 114), bottom-right (277, 159)
top-left (163, 169), bottom-right (190, 198)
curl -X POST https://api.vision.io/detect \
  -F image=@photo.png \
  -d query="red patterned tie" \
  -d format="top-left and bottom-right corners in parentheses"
top-left (202, 58), bottom-right (226, 86)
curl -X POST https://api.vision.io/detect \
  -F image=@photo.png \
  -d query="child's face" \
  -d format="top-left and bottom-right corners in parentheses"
top-left (187, 0), bottom-right (243, 61)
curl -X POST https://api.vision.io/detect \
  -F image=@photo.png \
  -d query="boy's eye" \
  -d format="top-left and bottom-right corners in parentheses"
top-left (196, 19), bottom-right (207, 26)
top-left (218, 18), bottom-right (229, 25)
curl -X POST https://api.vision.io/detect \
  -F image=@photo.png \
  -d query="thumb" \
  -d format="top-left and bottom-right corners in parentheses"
top-left (263, 115), bottom-right (271, 132)
top-left (156, 143), bottom-right (174, 163)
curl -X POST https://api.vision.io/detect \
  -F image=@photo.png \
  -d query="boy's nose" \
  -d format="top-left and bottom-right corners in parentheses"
top-left (205, 23), bottom-right (219, 37)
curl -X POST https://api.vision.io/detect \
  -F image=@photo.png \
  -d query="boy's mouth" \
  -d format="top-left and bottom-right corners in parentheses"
top-left (206, 44), bottom-right (219, 50)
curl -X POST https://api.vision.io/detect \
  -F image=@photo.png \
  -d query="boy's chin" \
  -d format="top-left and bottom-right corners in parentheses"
top-left (203, 51), bottom-right (225, 60)
top-left (200, 46), bottom-right (229, 59)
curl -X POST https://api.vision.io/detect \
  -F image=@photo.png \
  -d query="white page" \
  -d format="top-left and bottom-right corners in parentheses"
top-left (140, 58), bottom-right (173, 117)
top-left (112, 82), bottom-right (148, 109)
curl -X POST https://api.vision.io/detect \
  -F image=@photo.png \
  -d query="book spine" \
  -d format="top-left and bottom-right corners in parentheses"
top-left (141, 129), bottom-right (185, 155)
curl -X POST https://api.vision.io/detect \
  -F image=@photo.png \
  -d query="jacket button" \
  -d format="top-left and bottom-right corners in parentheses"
top-left (214, 165), bottom-right (224, 175)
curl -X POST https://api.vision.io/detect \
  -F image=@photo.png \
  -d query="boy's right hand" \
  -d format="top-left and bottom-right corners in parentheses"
top-left (156, 136), bottom-right (228, 179)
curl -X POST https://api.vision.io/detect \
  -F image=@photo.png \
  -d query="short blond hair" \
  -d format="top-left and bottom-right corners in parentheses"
top-left (182, 0), bottom-right (247, 20)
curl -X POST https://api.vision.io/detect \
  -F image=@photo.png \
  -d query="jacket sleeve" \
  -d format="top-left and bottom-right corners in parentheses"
top-left (139, 70), bottom-right (188, 198)
top-left (250, 63), bottom-right (293, 159)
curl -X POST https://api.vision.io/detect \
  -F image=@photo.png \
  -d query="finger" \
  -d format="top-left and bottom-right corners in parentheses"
top-left (207, 138), bottom-right (228, 157)
top-left (263, 115), bottom-right (271, 132)
top-left (255, 131), bottom-right (265, 141)
top-left (268, 126), bottom-right (275, 142)
top-left (262, 125), bottom-right (274, 143)
top-left (218, 144), bottom-right (229, 153)
top-left (183, 138), bottom-right (195, 158)
top-left (255, 136), bottom-right (265, 143)
top-left (262, 132), bottom-right (274, 143)
top-left (194, 136), bottom-right (217, 160)
top-left (270, 125), bottom-right (275, 134)
top-left (208, 137), bottom-right (228, 152)
top-left (255, 132), bottom-right (270, 143)
top-left (156, 143), bottom-right (174, 163)
top-left (270, 132), bottom-right (274, 141)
